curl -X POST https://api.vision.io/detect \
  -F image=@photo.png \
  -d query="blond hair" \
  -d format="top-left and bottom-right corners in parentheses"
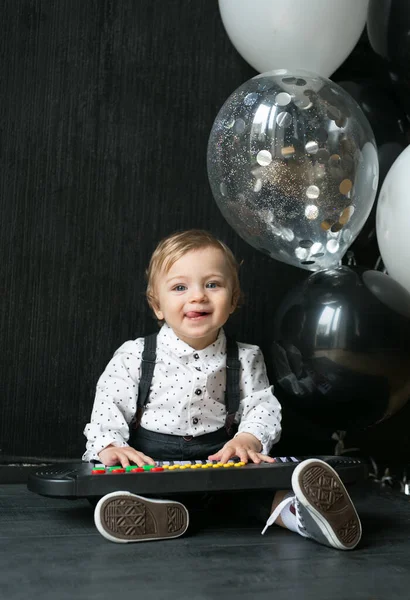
top-left (146, 229), bottom-right (243, 323)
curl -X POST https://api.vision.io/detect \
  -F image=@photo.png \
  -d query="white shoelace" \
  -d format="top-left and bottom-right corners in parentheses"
top-left (261, 495), bottom-right (309, 537)
top-left (261, 496), bottom-right (293, 535)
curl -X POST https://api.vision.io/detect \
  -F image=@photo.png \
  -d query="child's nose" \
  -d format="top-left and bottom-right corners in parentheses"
top-left (190, 286), bottom-right (207, 301)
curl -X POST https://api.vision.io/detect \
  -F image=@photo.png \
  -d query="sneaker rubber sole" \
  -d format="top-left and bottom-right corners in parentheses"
top-left (94, 491), bottom-right (189, 543)
top-left (291, 458), bottom-right (362, 550)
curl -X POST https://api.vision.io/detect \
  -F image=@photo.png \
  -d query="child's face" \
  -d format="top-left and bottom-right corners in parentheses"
top-left (152, 247), bottom-right (237, 349)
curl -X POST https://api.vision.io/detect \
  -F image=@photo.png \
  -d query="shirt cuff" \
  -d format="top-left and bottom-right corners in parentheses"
top-left (235, 422), bottom-right (280, 456)
top-left (82, 436), bottom-right (129, 462)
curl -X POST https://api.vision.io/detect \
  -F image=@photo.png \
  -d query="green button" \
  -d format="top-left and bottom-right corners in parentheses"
top-left (126, 466), bottom-right (139, 471)
top-left (93, 465), bottom-right (105, 470)
top-left (143, 465), bottom-right (154, 470)
top-left (109, 466), bottom-right (123, 471)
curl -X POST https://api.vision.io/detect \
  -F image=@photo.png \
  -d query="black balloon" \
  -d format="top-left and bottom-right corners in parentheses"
top-left (272, 267), bottom-right (410, 432)
top-left (338, 80), bottom-right (407, 176)
top-left (367, 0), bottom-right (410, 115)
top-left (337, 80), bottom-right (408, 255)
top-left (367, 0), bottom-right (410, 70)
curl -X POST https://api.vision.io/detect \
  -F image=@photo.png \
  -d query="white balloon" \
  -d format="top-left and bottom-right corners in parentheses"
top-left (376, 145), bottom-right (410, 296)
top-left (219, 0), bottom-right (369, 77)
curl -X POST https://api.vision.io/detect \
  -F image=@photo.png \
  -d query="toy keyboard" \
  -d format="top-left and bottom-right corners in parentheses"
top-left (27, 456), bottom-right (367, 499)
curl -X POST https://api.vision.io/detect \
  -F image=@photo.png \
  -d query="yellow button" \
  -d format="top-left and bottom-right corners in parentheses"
top-left (179, 465), bottom-right (189, 469)
top-left (201, 464), bottom-right (210, 468)
top-left (212, 464), bottom-right (221, 468)
top-left (162, 465), bottom-right (170, 469)
top-left (169, 465), bottom-right (179, 470)
top-left (234, 462), bottom-right (246, 467)
top-left (223, 463), bottom-right (233, 467)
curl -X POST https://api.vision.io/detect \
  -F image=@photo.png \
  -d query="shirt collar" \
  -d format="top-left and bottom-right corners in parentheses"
top-left (157, 323), bottom-right (226, 361)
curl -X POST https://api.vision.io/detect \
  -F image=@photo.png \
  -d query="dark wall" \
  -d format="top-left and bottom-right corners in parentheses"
top-left (1, 0), bottom-right (406, 462)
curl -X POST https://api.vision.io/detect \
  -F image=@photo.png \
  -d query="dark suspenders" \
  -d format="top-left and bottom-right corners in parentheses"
top-left (135, 333), bottom-right (157, 430)
top-left (224, 335), bottom-right (241, 435)
top-left (134, 332), bottom-right (241, 435)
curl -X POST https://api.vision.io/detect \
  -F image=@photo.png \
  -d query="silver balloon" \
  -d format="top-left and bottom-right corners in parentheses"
top-left (207, 69), bottom-right (379, 271)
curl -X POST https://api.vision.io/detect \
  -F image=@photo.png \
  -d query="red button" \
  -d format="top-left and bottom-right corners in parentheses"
top-left (92, 469), bottom-right (106, 475)
top-left (111, 468), bottom-right (125, 474)
top-left (133, 468), bottom-right (144, 472)
top-left (152, 467), bottom-right (164, 472)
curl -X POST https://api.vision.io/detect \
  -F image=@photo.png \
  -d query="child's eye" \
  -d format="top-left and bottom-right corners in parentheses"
top-left (172, 284), bottom-right (187, 292)
top-left (206, 282), bottom-right (220, 289)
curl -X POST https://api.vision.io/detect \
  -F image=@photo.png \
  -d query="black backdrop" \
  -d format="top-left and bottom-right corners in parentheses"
top-left (1, 0), bottom-right (407, 462)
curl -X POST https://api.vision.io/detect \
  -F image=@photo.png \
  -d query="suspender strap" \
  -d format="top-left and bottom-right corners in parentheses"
top-left (224, 335), bottom-right (241, 435)
top-left (135, 332), bottom-right (158, 428)
top-left (134, 332), bottom-right (241, 436)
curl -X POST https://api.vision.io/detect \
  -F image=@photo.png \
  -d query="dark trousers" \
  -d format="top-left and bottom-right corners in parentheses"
top-left (127, 427), bottom-right (275, 527)
top-left (130, 426), bottom-right (232, 460)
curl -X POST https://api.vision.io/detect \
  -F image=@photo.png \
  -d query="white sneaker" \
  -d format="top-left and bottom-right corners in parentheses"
top-left (94, 491), bottom-right (189, 543)
top-left (262, 458), bottom-right (362, 550)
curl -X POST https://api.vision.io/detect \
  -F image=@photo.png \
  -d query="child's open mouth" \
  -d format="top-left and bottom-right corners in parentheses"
top-left (185, 311), bottom-right (210, 319)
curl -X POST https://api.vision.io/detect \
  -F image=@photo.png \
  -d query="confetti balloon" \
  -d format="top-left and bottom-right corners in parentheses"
top-left (207, 70), bottom-right (379, 271)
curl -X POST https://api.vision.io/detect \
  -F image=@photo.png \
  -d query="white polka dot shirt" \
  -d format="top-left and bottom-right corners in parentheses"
top-left (83, 324), bottom-right (282, 461)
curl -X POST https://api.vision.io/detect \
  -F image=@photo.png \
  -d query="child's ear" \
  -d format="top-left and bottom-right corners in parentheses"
top-left (230, 292), bottom-right (239, 313)
top-left (153, 304), bottom-right (164, 321)
top-left (155, 308), bottom-right (164, 321)
top-left (150, 297), bottom-right (164, 321)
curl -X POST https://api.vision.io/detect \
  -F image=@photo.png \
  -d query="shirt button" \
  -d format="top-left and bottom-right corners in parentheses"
top-left (194, 353), bottom-right (199, 359)
top-left (193, 417), bottom-right (199, 425)
top-left (195, 388), bottom-right (202, 396)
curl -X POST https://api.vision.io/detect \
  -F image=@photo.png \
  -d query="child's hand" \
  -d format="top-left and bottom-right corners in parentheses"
top-left (98, 444), bottom-right (156, 468)
top-left (208, 432), bottom-right (276, 464)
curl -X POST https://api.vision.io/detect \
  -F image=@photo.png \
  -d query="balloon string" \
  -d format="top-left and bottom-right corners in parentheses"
top-left (374, 256), bottom-right (383, 270)
top-left (374, 255), bottom-right (388, 273)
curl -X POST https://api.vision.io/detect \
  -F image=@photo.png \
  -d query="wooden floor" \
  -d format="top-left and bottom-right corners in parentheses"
top-left (1, 482), bottom-right (409, 600)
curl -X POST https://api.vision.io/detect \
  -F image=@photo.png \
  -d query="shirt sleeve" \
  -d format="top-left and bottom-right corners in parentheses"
top-left (234, 345), bottom-right (282, 455)
top-left (82, 339), bottom-right (143, 462)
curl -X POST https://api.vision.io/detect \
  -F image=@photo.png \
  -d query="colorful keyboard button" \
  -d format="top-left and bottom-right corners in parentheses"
top-left (91, 458), bottom-right (252, 474)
